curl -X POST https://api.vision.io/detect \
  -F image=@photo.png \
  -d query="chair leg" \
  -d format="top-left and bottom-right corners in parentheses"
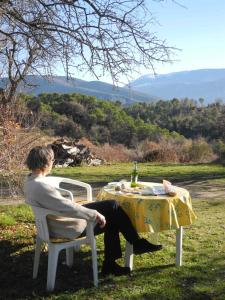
top-left (47, 244), bottom-right (59, 292)
top-left (74, 245), bottom-right (80, 252)
top-left (66, 247), bottom-right (74, 267)
top-left (90, 236), bottom-right (98, 287)
top-left (86, 222), bottom-right (98, 287)
top-left (176, 226), bottom-right (183, 267)
top-left (124, 240), bottom-right (134, 270)
top-left (33, 237), bottom-right (42, 279)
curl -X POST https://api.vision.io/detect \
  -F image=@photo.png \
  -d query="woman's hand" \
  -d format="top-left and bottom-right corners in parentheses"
top-left (96, 212), bottom-right (106, 228)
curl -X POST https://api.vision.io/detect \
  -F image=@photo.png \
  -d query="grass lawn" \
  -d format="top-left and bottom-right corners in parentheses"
top-left (51, 162), bottom-right (225, 185)
top-left (1, 163), bottom-right (225, 299)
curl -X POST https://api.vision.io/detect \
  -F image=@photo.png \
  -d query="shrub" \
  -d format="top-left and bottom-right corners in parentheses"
top-left (188, 138), bottom-right (215, 162)
top-left (79, 138), bottom-right (136, 162)
top-left (212, 140), bottom-right (225, 163)
top-left (0, 95), bottom-right (55, 199)
top-left (137, 137), bottom-right (215, 163)
top-left (140, 139), bottom-right (179, 163)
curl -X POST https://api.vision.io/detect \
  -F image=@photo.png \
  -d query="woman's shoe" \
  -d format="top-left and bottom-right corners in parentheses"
top-left (133, 238), bottom-right (163, 254)
top-left (102, 261), bottom-right (131, 276)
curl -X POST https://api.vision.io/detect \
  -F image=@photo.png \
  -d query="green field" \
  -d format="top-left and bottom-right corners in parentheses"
top-left (1, 163), bottom-right (225, 299)
top-left (51, 162), bottom-right (225, 185)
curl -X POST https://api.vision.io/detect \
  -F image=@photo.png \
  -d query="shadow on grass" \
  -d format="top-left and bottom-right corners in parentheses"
top-left (128, 255), bottom-right (225, 300)
top-left (1, 238), bottom-right (225, 300)
top-left (0, 239), bottom-right (104, 299)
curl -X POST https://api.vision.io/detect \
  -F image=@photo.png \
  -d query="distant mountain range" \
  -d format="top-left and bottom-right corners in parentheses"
top-left (10, 76), bottom-right (154, 105)
top-left (129, 69), bottom-right (225, 104)
top-left (1, 69), bottom-right (224, 104)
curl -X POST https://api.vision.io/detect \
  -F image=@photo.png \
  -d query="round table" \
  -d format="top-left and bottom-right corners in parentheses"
top-left (97, 181), bottom-right (197, 268)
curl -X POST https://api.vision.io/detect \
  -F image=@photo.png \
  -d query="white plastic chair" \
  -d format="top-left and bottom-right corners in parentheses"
top-left (30, 177), bottom-right (98, 292)
top-left (44, 176), bottom-right (93, 251)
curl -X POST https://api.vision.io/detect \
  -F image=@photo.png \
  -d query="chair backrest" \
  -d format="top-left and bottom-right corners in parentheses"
top-left (31, 206), bottom-right (57, 242)
top-left (44, 176), bottom-right (93, 201)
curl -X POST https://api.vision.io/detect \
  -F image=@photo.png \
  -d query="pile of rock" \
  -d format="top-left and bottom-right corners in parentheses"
top-left (49, 138), bottom-right (104, 167)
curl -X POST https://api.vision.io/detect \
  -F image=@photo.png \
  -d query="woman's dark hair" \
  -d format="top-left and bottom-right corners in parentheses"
top-left (26, 146), bottom-right (54, 171)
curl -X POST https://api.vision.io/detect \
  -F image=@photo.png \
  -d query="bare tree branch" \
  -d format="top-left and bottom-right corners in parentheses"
top-left (0, 0), bottom-right (176, 101)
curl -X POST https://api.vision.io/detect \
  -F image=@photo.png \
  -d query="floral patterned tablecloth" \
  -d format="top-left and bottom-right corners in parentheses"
top-left (97, 182), bottom-right (197, 233)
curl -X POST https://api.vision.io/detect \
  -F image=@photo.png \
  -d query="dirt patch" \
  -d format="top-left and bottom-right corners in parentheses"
top-left (0, 196), bottom-right (25, 205)
top-left (177, 181), bottom-right (225, 200)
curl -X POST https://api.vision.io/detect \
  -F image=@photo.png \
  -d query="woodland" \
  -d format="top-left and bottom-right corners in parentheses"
top-left (24, 93), bottom-right (225, 163)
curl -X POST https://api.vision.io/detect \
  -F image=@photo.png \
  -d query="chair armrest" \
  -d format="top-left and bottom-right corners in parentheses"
top-left (31, 205), bottom-right (97, 243)
top-left (56, 187), bottom-right (73, 201)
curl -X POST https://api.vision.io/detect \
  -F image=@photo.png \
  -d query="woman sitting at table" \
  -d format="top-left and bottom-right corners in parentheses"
top-left (24, 146), bottom-right (162, 276)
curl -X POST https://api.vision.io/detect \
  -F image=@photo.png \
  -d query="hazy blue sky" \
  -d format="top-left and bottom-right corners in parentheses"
top-left (68, 0), bottom-right (225, 83)
top-left (148, 0), bottom-right (225, 74)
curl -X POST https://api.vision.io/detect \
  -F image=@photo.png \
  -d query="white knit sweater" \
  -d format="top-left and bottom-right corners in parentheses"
top-left (24, 174), bottom-right (98, 239)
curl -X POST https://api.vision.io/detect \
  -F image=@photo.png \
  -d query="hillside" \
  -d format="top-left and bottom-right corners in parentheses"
top-left (1, 69), bottom-right (225, 104)
top-left (9, 75), bottom-right (155, 105)
top-left (129, 69), bottom-right (225, 103)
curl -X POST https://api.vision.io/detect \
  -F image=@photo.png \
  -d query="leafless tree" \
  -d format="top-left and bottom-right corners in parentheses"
top-left (0, 0), bottom-right (177, 199)
top-left (0, 0), bottom-right (175, 102)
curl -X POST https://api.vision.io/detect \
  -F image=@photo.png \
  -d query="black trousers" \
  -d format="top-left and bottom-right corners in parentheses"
top-left (83, 200), bottom-right (139, 262)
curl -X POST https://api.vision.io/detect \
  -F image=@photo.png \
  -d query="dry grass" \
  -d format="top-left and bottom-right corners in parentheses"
top-left (80, 138), bottom-right (136, 162)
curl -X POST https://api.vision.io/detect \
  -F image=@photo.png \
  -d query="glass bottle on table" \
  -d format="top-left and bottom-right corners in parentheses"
top-left (131, 161), bottom-right (138, 187)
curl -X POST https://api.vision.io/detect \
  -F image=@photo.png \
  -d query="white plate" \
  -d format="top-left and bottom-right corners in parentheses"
top-left (141, 186), bottom-right (166, 195)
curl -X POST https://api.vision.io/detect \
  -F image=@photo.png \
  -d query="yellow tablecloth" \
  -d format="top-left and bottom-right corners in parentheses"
top-left (97, 182), bottom-right (197, 233)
